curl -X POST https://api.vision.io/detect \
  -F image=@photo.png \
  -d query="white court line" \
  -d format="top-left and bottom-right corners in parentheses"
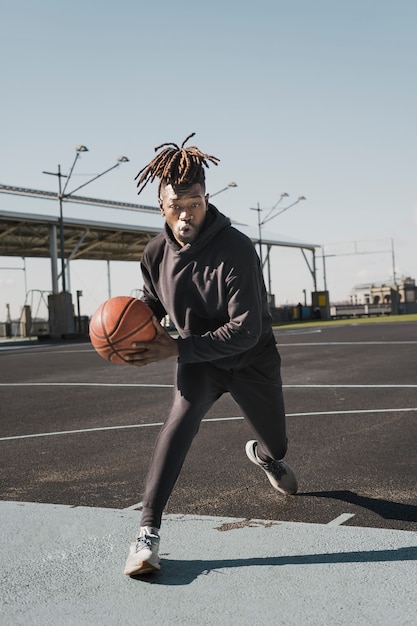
top-left (327, 513), bottom-right (356, 526)
top-left (0, 382), bottom-right (174, 388)
top-left (285, 384), bottom-right (417, 388)
top-left (0, 347), bottom-right (93, 354)
top-left (280, 341), bottom-right (417, 346)
top-left (291, 407), bottom-right (417, 416)
top-left (0, 417), bottom-right (243, 441)
top-left (1, 408), bottom-right (416, 442)
top-left (0, 345), bottom-right (39, 351)
top-left (1, 382), bottom-right (417, 388)
top-left (124, 501), bottom-right (143, 511)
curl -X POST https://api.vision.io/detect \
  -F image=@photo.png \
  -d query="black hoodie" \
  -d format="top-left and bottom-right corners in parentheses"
top-left (140, 205), bottom-right (276, 370)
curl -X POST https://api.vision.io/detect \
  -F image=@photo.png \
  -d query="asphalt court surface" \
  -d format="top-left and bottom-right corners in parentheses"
top-left (1, 321), bottom-right (416, 532)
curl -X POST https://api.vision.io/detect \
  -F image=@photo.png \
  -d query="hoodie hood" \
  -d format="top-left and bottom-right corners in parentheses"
top-left (164, 204), bottom-right (231, 255)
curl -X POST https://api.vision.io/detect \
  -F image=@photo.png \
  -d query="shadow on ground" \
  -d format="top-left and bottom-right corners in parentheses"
top-left (300, 490), bottom-right (417, 523)
top-left (131, 545), bottom-right (417, 586)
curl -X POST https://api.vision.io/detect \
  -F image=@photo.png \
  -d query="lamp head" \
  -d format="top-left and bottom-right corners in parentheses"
top-left (76, 145), bottom-right (89, 153)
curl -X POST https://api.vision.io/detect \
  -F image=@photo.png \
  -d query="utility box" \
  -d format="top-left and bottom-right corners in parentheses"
top-left (311, 291), bottom-right (330, 320)
top-left (48, 292), bottom-right (75, 338)
top-left (390, 288), bottom-right (400, 315)
top-left (21, 305), bottom-right (32, 337)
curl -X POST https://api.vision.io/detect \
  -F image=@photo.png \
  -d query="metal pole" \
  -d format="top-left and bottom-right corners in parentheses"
top-left (257, 203), bottom-right (263, 268)
top-left (65, 162), bottom-right (120, 196)
top-left (49, 225), bottom-right (59, 294)
top-left (76, 290), bottom-right (82, 332)
top-left (391, 238), bottom-right (397, 287)
top-left (250, 204), bottom-right (263, 273)
top-left (210, 182), bottom-right (237, 198)
top-left (22, 257), bottom-right (27, 300)
top-left (107, 260), bottom-right (112, 299)
top-left (267, 245), bottom-right (272, 295)
top-left (312, 249), bottom-right (317, 292)
top-left (66, 259), bottom-right (71, 294)
top-left (322, 246), bottom-right (328, 292)
top-left (252, 195), bottom-right (307, 297)
top-left (57, 165), bottom-right (66, 293)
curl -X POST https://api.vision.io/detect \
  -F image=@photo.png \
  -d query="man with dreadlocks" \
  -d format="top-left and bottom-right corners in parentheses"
top-left (123, 133), bottom-right (297, 576)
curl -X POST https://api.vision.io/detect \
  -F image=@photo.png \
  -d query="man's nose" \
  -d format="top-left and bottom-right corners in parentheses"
top-left (179, 210), bottom-right (192, 221)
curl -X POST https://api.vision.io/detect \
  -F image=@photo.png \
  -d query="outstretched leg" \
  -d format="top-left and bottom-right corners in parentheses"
top-left (140, 361), bottom-right (223, 529)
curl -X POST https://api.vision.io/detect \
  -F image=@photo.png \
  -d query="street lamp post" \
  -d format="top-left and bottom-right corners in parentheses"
top-left (391, 238), bottom-right (397, 288)
top-left (322, 247), bottom-right (337, 293)
top-left (251, 194), bottom-right (306, 293)
top-left (76, 290), bottom-right (83, 332)
top-left (42, 146), bottom-right (129, 338)
top-left (43, 146), bottom-right (129, 293)
top-left (210, 181), bottom-right (238, 198)
top-left (47, 163), bottom-right (67, 293)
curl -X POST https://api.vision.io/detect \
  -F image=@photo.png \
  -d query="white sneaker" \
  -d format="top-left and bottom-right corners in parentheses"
top-left (245, 440), bottom-right (298, 495)
top-left (124, 526), bottom-right (161, 576)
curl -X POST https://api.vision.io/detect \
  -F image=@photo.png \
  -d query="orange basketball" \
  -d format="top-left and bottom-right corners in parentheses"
top-left (89, 296), bottom-right (156, 364)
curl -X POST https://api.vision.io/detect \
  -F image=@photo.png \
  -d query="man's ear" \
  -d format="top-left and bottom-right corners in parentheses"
top-left (205, 194), bottom-right (209, 209)
top-left (158, 198), bottom-right (164, 214)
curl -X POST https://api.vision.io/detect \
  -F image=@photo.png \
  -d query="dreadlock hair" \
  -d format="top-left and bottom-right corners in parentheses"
top-left (134, 132), bottom-right (220, 197)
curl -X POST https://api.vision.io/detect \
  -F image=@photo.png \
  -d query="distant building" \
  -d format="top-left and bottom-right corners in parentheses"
top-left (350, 276), bottom-right (417, 313)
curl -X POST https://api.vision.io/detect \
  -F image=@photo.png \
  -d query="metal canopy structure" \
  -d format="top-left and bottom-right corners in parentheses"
top-left (0, 183), bottom-right (320, 295)
top-left (0, 184), bottom-right (159, 214)
top-left (0, 209), bottom-right (161, 262)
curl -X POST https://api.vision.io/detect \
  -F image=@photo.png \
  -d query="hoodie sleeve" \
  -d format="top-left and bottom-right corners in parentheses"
top-left (140, 256), bottom-right (168, 322)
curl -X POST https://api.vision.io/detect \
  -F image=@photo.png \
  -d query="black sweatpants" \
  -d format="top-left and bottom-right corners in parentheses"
top-left (140, 346), bottom-right (288, 529)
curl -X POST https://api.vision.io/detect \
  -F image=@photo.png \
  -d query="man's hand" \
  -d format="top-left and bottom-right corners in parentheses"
top-left (126, 316), bottom-right (178, 367)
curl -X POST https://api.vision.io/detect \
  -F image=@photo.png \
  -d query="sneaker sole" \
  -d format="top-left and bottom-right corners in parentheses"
top-left (124, 559), bottom-right (161, 576)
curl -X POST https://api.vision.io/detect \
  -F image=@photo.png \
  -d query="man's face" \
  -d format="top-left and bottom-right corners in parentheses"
top-left (159, 183), bottom-right (209, 247)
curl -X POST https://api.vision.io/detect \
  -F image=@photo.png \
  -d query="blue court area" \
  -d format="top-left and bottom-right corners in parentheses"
top-left (1, 321), bottom-right (416, 623)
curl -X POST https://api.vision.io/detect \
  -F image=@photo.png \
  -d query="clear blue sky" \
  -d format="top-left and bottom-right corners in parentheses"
top-left (1, 0), bottom-right (416, 319)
